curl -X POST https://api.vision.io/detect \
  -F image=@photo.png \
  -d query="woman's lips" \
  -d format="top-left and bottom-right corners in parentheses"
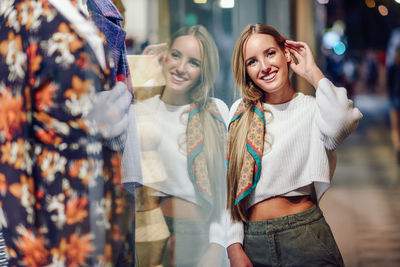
top-left (171, 73), bottom-right (186, 82)
top-left (261, 71), bottom-right (277, 82)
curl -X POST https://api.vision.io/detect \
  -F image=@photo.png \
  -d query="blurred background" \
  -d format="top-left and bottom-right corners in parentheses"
top-left (116, 0), bottom-right (400, 265)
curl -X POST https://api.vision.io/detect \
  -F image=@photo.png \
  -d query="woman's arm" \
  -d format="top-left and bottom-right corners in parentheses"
top-left (285, 40), bottom-right (362, 149)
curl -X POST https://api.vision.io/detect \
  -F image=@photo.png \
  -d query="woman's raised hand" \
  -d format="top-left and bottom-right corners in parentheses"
top-left (142, 42), bottom-right (168, 64)
top-left (142, 42), bottom-right (168, 55)
top-left (285, 40), bottom-right (325, 88)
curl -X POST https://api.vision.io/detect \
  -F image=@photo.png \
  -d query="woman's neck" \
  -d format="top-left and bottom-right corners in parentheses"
top-left (263, 83), bottom-right (297, 105)
top-left (160, 88), bottom-right (191, 106)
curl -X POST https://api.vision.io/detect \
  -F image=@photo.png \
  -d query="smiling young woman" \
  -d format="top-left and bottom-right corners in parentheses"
top-left (226, 24), bottom-right (363, 267)
top-left (126, 25), bottom-right (229, 266)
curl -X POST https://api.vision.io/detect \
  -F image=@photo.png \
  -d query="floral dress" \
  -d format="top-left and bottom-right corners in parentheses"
top-left (0, 0), bottom-right (134, 266)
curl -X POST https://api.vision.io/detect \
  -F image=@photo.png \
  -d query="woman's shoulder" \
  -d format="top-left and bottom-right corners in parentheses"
top-left (210, 97), bottom-right (228, 110)
top-left (228, 98), bottom-right (244, 121)
top-left (298, 92), bottom-right (316, 104)
top-left (209, 97), bottom-right (230, 125)
top-left (135, 94), bottom-right (160, 114)
top-left (230, 98), bottom-right (243, 111)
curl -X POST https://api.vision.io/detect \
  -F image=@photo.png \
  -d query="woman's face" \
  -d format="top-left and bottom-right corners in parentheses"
top-left (244, 33), bottom-right (290, 95)
top-left (163, 35), bottom-right (202, 95)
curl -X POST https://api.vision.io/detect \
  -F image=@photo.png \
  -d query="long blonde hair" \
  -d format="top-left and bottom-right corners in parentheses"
top-left (168, 25), bottom-right (226, 219)
top-left (227, 24), bottom-right (287, 221)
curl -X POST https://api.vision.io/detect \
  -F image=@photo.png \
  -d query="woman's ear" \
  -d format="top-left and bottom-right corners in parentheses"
top-left (284, 47), bottom-right (291, 63)
top-left (159, 54), bottom-right (166, 65)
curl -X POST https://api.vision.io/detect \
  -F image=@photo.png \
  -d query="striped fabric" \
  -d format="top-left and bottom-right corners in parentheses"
top-left (0, 231), bottom-right (6, 267)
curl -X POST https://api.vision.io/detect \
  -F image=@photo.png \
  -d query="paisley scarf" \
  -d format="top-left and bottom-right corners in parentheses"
top-left (227, 100), bottom-right (265, 206)
top-left (186, 100), bottom-right (226, 205)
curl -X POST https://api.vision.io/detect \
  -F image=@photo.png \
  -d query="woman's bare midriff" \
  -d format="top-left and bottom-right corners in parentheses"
top-left (160, 197), bottom-right (210, 221)
top-left (248, 195), bottom-right (315, 221)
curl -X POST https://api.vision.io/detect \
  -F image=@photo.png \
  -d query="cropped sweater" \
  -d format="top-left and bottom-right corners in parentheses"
top-left (133, 94), bottom-right (229, 246)
top-left (227, 78), bottom-right (363, 246)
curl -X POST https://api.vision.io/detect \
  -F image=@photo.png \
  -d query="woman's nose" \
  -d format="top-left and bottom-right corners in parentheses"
top-left (260, 58), bottom-right (270, 73)
top-left (176, 59), bottom-right (186, 74)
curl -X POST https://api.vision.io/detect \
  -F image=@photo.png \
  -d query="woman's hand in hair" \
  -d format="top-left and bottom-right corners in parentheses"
top-left (142, 42), bottom-right (168, 63)
top-left (227, 243), bottom-right (253, 267)
top-left (285, 40), bottom-right (325, 89)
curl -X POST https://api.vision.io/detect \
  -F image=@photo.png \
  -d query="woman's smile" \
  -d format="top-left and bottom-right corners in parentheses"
top-left (170, 73), bottom-right (187, 83)
top-left (260, 71), bottom-right (277, 82)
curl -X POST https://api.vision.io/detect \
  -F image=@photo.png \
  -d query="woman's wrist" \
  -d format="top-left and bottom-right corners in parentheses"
top-left (309, 67), bottom-right (325, 89)
top-left (227, 243), bottom-right (243, 258)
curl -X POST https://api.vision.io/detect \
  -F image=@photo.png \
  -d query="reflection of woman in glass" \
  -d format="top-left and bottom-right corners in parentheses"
top-left (226, 24), bottom-right (362, 266)
top-left (133, 25), bottom-right (228, 267)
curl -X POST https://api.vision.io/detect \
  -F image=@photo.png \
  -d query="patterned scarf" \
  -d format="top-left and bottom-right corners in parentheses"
top-left (227, 100), bottom-right (265, 206)
top-left (186, 101), bottom-right (227, 205)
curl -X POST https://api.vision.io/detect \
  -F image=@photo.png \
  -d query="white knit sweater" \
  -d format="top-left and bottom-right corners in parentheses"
top-left (227, 78), bottom-right (363, 246)
top-left (133, 94), bottom-right (230, 246)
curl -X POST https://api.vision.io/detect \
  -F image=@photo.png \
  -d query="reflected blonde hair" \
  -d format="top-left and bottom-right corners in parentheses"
top-left (227, 24), bottom-right (287, 221)
top-left (168, 25), bottom-right (226, 219)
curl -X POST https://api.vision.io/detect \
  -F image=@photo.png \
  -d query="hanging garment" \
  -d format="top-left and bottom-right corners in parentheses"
top-left (88, 0), bottom-right (143, 183)
top-left (88, 0), bottom-right (130, 83)
top-left (0, 0), bottom-right (134, 265)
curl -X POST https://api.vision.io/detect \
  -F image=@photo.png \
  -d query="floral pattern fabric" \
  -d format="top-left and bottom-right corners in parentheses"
top-left (0, 0), bottom-right (134, 266)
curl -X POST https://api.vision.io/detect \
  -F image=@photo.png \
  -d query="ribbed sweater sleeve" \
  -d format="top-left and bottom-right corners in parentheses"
top-left (315, 78), bottom-right (363, 150)
top-left (209, 209), bottom-right (229, 247)
top-left (227, 219), bottom-right (244, 246)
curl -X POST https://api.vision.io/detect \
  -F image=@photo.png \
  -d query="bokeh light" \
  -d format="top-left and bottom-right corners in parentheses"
top-left (332, 20), bottom-right (346, 36)
top-left (333, 41), bottom-right (346, 55)
top-left (194, 0), bottom-right (207, 3)
top-left (395, 0), bottom-right (400, 4)
top-left (365, 0), bottom-right (376, 8)
top-left (317, 0), bottom-right (329, 4)
top-left (378, 5), bottom-right (389, 16)
top-left (219, 0), bottom-right (235, 8)
top-left (322, 31), bottom-right (340, 49)
top-left (185, 13), bottom-right (198, 26)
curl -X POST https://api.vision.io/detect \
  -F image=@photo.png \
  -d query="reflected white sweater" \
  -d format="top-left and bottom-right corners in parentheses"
top-left (134, 95), bottom-right (229, 246)
top-left (227, 78), bottom-right (363, 246)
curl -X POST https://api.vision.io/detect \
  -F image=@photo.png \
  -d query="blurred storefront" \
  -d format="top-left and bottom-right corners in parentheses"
top-left (115, 1), bottom-right (400, 266)
top-left (120, 0), bottom-right (320, 105)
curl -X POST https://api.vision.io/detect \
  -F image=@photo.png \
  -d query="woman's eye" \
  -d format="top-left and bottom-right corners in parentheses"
top-left (190, 60), bottom-right (200, 67)
top-left (171, 51), bottom-right (180, 58)
top-left (267, 50), bottom-right (276, 57)
top-left (247, 59), bottom-right (256, 66)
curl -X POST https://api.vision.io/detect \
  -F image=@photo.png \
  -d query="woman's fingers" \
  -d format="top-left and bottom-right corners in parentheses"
top-left (142, 43), bottom-right (168, 55)
top-left (289, 47), bottom-right (302, 58)
top-left (285, 40), bottom-right (308, 48)
top-left (286, 40), bottom-right (311, 56)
